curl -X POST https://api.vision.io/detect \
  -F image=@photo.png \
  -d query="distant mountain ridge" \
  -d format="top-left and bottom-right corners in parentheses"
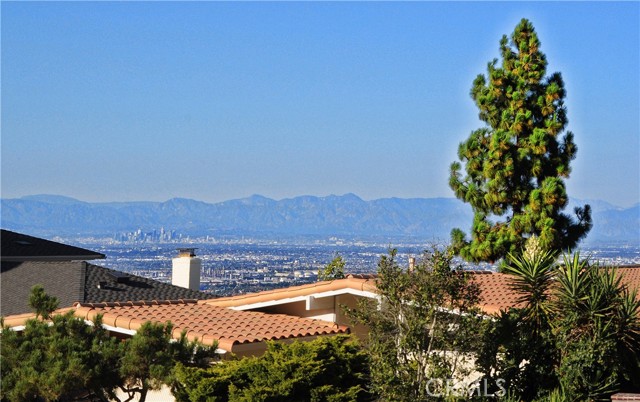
top-left (1, 194), bottom-right (638, 244)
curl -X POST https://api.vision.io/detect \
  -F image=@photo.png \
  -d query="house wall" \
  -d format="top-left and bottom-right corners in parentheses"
top-left (253, 300), bottom-right (336, 323)
top-left (249, 293), bottom-right (371, 340)
top-left (112, 385), bottom-right (175, 402)
top-left (336, 293), bottom-right (369, 339)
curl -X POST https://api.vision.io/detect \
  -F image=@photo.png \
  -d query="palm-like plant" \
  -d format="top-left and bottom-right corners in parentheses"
top-left (503, 236), bottom-right (558, 333)
top-left (618, 288), bottom-right (640, 355)
top-left (482, 242), bottom-right (640, 400)
top-left (615, 287), bottom-right (640, 389)
top-left (553, 253), bottom-right (640, 399)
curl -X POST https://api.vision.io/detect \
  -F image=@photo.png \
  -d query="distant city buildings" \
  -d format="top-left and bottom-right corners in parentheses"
top-left (61, 235), bottom-right (640, 298)
top-left (113, 227), bottom-right (180, 243)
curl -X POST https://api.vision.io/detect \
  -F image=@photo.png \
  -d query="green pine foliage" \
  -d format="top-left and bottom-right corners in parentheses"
top-left (119, 321), bottom-right (217, 402)
top-left (28, 284), bottom-right (59, 319)
top-left (173, 335), bottom-right (371, 402)
top-left (1, 311), bottom-right (122, 402)
top-left (449, 18), bottom-right (591, 263)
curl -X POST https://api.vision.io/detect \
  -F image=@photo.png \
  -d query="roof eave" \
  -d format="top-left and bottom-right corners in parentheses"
top-left (1, 255), bottom-right (105, 262)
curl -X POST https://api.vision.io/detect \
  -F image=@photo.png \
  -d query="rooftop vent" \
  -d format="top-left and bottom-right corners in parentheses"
top-left (108, 270), bottom-right (130, 283)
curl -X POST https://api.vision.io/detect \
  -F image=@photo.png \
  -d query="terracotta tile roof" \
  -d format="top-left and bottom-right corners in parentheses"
top-left (204, 268), bottom-right (640, 316)
top-left (201, 275), bottom-right (378, 309)
top-left (469, 272), bottom-right (525, 314)
top-left (1, 229), bottom-right (105, 261)
top-left (73, 300), bottom-right (349, 353)
top-left (470, 266), bottom-right (640, 315)
top-left (618, 266), bottom-right (640, 295)
top-left (1, 307), bottom-right (76, 328)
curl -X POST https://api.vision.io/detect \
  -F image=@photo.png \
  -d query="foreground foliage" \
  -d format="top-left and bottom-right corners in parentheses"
top-left (478, 239), bottom-right (640, 401)
top-left (1, 310), bottom-right (121, 402)
top-left (173, 335), bottom-right (370, 402)
top-left (1, 286), bottom-right (214, 402)
top-left (348, 248), bottom-right (486, 401)
top-left (449, 18), bottom-right (591, 263)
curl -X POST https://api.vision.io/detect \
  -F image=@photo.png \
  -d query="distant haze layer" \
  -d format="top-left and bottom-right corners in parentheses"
top-left (1, 194), bottom-right (637, 245)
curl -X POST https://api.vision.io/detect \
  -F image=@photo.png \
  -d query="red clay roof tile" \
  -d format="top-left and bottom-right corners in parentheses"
top-left (70, 300), bottom-right (348, 353)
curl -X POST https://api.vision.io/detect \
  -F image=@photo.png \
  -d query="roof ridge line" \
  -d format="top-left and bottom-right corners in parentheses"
top-left (75, 299), bottom-right (198, 308)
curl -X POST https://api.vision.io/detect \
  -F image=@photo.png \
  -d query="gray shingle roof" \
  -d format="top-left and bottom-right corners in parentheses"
top-left (1, 230), bottom-right (216, 316)
top-left (1, 261), bottom-right (86, 316)
top-left (1, 261), bottom-right (216, 316)
top-left (1, 229), bottom-right (105, 261)
top-left (84, 263), bottom-right (215, 303)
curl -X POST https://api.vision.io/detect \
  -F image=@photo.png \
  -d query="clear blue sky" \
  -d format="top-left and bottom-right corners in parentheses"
top-left (2, 2), bottom-right (638, 207)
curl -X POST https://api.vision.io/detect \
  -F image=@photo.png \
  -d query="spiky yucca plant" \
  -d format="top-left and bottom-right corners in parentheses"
top-left (554, 254), bottom-right (640, 400)
top-left (503, 236), bottom-right (557, 333)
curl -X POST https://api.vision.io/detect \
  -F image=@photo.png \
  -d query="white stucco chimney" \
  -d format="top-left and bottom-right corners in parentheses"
top-left (172, 248), bottom-right (201, 291)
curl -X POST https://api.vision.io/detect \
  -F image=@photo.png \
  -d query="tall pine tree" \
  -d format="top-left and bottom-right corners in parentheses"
top-left (449, 19), bottom-right (591, 263)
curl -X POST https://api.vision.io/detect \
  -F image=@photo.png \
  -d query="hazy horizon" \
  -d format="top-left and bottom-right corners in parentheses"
top-left (4, 191), bottom-right (636, 210)
top-left (2, 2), bottom-right (638, 207)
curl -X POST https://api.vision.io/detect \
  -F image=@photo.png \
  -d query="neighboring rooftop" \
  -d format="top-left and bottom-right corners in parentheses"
top-left (203, 273), bottom-right (378, 310)
top-left (1, 260), bottom-right (216, 316)
top-left (471, 266), bottom-right (640, 315)
top-left (84, 263), bottom-right (216, 304)
top-left (1, 261), bottom-right (87, 316)
top-left (1, 229), bottom-right (216, 316)
top-left (4, 300), bottom-right (349, 355)
top-left (78, 300), bottom-right (348, 353)
top-left (205, 268), bottom-right (640, 317)
top-left (1, 229), bottom-right (105, 261)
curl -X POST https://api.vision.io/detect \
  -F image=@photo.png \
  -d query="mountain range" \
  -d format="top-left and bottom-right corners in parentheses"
top-left (1, 194), bottom-right (638, 244)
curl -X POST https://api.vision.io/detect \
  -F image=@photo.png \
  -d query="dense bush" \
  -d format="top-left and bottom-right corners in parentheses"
top-left (173, 335), bottom-right (370, 402)
top-left (347, 248), bottom-right (485, 401)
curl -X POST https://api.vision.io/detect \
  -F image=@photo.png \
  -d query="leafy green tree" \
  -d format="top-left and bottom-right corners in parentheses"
top-left (347, 248), bottom-right (485, 401)
top-left (318, 253), bottom-right (346, 281)
top-left (173, 335), bottom-right (370, 402)
top-left (449, 18), bottom-right (591, 263)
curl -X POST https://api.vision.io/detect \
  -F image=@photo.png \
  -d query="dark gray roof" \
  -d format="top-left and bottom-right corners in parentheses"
top-left (84, 263), bottom-right (215, 303)
top-left (1, 261), bottom-right (216, 316)
top-left (1, 229), bottom-right (105, 261)
top-left (1, 260), bottom-right (86, 316)
top-left (1, 230), bottom-right (216, 316)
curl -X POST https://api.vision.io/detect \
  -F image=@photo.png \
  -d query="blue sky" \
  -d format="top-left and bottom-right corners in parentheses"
top-left (2, 2), bottom-right (638, 207)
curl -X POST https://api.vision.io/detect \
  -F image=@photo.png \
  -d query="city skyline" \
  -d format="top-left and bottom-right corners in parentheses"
top-left (2, 2), bottom-right (639, 208)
